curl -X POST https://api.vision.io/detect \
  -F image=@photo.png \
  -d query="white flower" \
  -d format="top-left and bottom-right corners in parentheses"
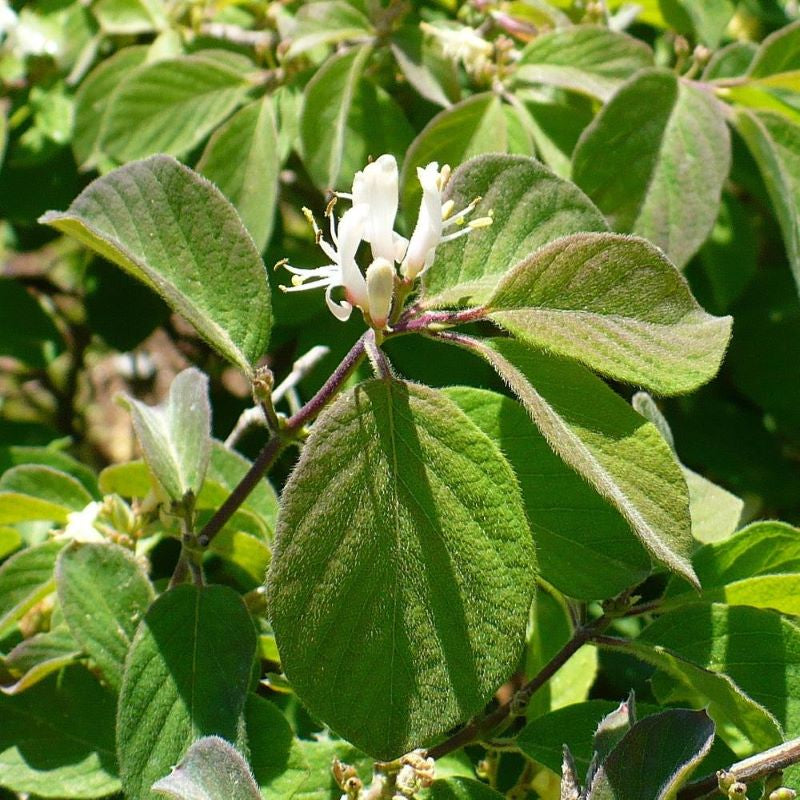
top-left (56, 501), bottom-right (105, 543)
top-left (365, 257), bottom-right (396, 329)
top-left (350, 154), bottom-right (408, 264)
top-left (280, 205), bottom-right (368, 322)
top-left (401, 162), bottom-right (490, 281)
top-left (0, 1), bottom-right (18, 37)
top-left (421, 22), bottom-right (494, 75)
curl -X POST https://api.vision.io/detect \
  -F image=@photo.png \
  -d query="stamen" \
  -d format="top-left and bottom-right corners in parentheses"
top-left (273, 258), bottom-right (289, 271)
top-left (442, 196), bottom-right (482, 228)
top-left (469, 216), bottom-right (493, 229)
top-left (302, 207), bottom-right (322, 244)
top-left (441, 199), bottom-right (455, 220)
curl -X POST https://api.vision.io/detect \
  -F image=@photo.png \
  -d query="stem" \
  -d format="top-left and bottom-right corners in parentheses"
top-left (198, 334), bottom-right (367, 546)
top-left (677, 738), bottom-right (800, 799)
top-left (392, 306), bottom-right (488, 336)
top-left (427, 617), bottom-right (608, 760)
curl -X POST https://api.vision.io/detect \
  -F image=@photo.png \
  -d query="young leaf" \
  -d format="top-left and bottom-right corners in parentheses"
top-left (117, 584), bottom-right (257, 800)
top-left (2, 626), bottom-right (81, 695)
top-left (733, 108), bottom-right (800, 296)
top-left (268, 379), bottom-right (536, 759)
top-left (572, 69), bottom-right (730, 268)
top-left (120, 368), bottom-right (212, 504)
top-left (299, 44), bottom-right (372, 190)
top-left (513, 25), bottom-right (654, 102)
top-left (0, 666), bottom-right (120, 798)
top-left (452, 337), bottom-right (697, 586)
top-left (486, 232), bottom-right (732, 394)
top-left (92, 0), bottom-right (167, 35)
top-left (151, 736), bottom-right (260, 800)
top-left (0, 540), bottom-right (62, 637)
top-left (283, 1), bottom-right (372, 60)
top-left (56, 541), bottom-right (154, 692)
top-left (659, 0), bottom-right (734, 47)
top-left (0, 464), bottom-right (93, 524)
top-left (444, 387), bottom-right (650, 600)
top-left (101, 51), bottom-right (252, 161)
top-left (40, 155), bottom-right (271, 376)
top-left (421, 154), bottom-right (607, 308)
top-left (196, 96), bottom-right (280, 253)
top-left (592, 695), bottom-right (634, 764)
top-left (585, 709), bottom-right (714, 800)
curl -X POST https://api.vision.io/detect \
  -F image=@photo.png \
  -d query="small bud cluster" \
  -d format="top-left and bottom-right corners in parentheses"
top-left (278, 155), bottom-right (490, 331)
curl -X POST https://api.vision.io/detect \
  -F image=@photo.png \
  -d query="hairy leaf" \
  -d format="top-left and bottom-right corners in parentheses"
top-left (269, 379), bottom-right (536, 759)
top-left (487, 233), bottom-right (731, 394)
top-left (421, 154), bottom-right (607, 308)
top-left (41, 156), bottom-right (271, 375)
top-left (572, 69), bottom-right (730, 268)
top-left (0, 465), bottom-right (92, 524)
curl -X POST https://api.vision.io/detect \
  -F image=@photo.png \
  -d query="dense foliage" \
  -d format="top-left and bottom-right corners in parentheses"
top-left (2, 1), bottom-right (800, 798)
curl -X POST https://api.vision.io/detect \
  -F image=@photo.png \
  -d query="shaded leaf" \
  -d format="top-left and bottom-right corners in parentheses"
top-left (41, 155), bottom-right (271, 376)
top-left (445, 387), bottom-right (650, 600)
top-left (268, 379), bottom-right (536, 759)
top-left (117, 585), bottom-right (257, 799)
top-left (2, 626), bottom-right (81, 695)
top-left (0, 278), bottom-right (64, 368)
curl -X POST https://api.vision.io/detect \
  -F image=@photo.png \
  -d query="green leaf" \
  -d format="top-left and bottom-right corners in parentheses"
top-left (244, 694), bottom-right (310, 799)
top-left (703, 41), bottom-right (757, 80)
top-left (2, 626), bottom-right (81, 694)
top-left (208, 529), bottom-right (270, 584)
top-left (455, 337), bottom-right (697, 585)
top-left (117, 584), bottom-right (257, 800)
top-left (572, 69), bottom-right (731, 268)
top-left (0, 666), bottom-right (120, 797)
top-left (748, 20), bottom-right (800, 78)
top-left (293, 736), bottom-right (370, 800)
top-left (56, 541), bottom-right (154, 691)
top-left (268, 379), bottom-right (536, 759)
top-left (585, 709), bottom-right (714, 800)
top-left (0, 541), bottom-right (62, 637)
top-left (428, 777), bottom-right (505, 799)
top-left (400, 94), bottom-right (512, 221)
top-left (151, 736), bottom-right (260, 800)
top-left (284, 1), bottom-right (372, 59)
top-left (92, 0), bottom-right (167, 34)
top-left (40, 155), bottom-right (271, 376)
top-left (420, 154), bottom-right (607, 308)
top-left (0, 527), bottom-right (22, 560)
top-left (486, 232), bottom-right (731, 394)
top-left (732, 108), bottom-right (800, 297)
top-left (525, 588), bottom-right (598, 718)
top-left (120, 368), bottom-right (212, 503)
top-left (0, 464), bottom-right (92, 525)
top-left (444, 387), bottom-right (650, 600)
top-left (196, 96), bottom-right (280, 252)
top-left (299, 44), bottom-right (372, 190)
top-left (0, 445), bottom-right (99, 499)
top-left (664, 521), bottom-right (800, 614)
top-left (513, 25), bottom-right (654, 101)
top-left (0, 278), bottom-right (64, 368)
top-left (390, 24), bottom-right (460, 108)
top-left (72, 46), bottom-right (149, 169)
top-left (98, 460), bottom-right (153, 499)
top-left (659, 0), bottom-right (734, 47)
top-left (101, 51), bottom-right (252, 161)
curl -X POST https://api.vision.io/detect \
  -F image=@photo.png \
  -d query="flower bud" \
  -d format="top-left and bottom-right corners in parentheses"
top-left (366, 257), bottom-right (395, 329)
top-left (770, 789), bottom-right (798, 800)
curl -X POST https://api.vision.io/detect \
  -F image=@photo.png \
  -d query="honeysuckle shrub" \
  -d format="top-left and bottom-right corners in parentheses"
top-left (2, 1), bottom-right (800, 799)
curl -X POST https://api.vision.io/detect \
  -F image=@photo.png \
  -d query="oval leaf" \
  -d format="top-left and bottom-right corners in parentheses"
top-left (486, 233), bottom-right (732, 394)
top-left (572, 69), bottom-right (731, 268)
top-left (117, 584), bottom-right (257, 800)
top-left (56, 541), bottom-right (154, 691)
top-left (268, 379), bottom-right (536, 759)
top-left (40, 155), bottom-right (271, 376)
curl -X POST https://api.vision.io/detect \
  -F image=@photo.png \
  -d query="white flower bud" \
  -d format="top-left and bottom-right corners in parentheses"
top-left (366, 257), bottom-right (395, 329)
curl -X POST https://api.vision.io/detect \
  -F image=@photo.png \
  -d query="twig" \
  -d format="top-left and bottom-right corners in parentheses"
top-left (677, 738), bottom-right (800, 799)
top-left (427, 617), bottom-right (608, 760)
